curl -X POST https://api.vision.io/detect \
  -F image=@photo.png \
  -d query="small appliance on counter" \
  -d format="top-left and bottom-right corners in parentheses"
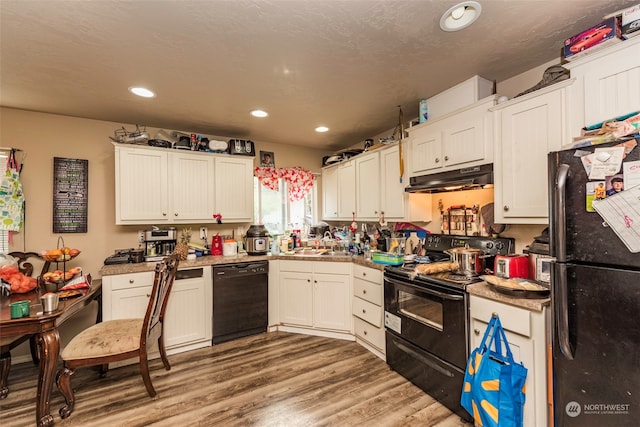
top-left (143, 227), bottom-right (177, 262)
top-left (523, 227), bottom-right (552, 283)
top-left (245, 224), bottom-right (269, 255)
top-left (494, 254), bottom-right (529, 279)
top-left (104, 248), bottom-right (145, 265)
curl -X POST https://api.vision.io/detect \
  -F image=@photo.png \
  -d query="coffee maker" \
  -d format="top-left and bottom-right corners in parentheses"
top-left (144, 227), bottom-right (177, 262)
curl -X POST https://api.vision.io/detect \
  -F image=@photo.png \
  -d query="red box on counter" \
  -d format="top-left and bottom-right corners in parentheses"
top-left (563, 16), bottom-right (622, 61)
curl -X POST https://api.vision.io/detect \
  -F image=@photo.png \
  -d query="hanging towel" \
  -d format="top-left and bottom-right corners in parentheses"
top-left (0, 150), bottom-right (25, 231)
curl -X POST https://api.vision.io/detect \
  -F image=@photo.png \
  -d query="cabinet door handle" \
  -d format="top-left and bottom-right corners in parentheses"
top-left (362, 272), bottom-right (366, 277)
top-left (503, 205), bottom-right (510, 211)
top-left (174, 213), bottom-right (179, 216)
top-left (474, 329), bottom-right (480, 336)
top-left (307, 279), bottom-right (311, 282)
top-left (435, 158), bottom-right (440, 163)
top-left (362, 289), bottom-right (367, 294)
top-left (146, 294), bottom-right (151, 298)
top-left (362, 309), bottom-right (366, 314)
top-left (129, 279), bottom-right (134, 284)
top-left (162, 212), bottom-right (167, 216)
top-left (363, 330), bottom-right (368, 336)
top-left (444, 155), bottom-right (449, 161)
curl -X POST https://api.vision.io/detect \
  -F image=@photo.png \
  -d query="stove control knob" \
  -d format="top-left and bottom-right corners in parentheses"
top-left (485, 242), bottom-right (494, 249)
top-left (495, 242), bottom-right (505, 251)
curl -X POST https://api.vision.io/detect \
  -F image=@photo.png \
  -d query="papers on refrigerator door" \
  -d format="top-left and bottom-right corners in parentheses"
top-left (592, 185), bottom-right (640, 253)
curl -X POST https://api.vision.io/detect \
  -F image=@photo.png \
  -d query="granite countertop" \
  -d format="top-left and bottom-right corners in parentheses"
top-left (99, 252), bottom-right (386, 276)
top-left (467, 282), bottom-right (550, 312)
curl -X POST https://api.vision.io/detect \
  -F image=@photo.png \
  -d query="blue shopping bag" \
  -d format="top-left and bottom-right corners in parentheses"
top-left (461, 315), bottom-right (528, 427)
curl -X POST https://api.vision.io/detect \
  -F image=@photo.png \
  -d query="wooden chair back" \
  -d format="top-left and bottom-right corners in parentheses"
top-left (8, 251), bottom-right (50, 278)
top-left (141, 253), bottom-right (180, 349)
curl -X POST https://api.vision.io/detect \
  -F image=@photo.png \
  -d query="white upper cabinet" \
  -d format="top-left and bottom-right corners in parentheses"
top-left (322, 164), bottom-right (339, 219)
top-left (213, 156), bottom-right (254, 222)
top-left (355, 151), bottom-right (381, 220)
top-left (337, 160), bottom-right (356, 219)
top-left (407, 96), bottom-right (497, 177)
top-left (115, 145), bottom-right (253, 224)
top-left (565, 37), bottom-right (640, 136)
top-left (491, 81), bottom-right (571, 224)
top-left (322, 143), bottom-right (431, 222)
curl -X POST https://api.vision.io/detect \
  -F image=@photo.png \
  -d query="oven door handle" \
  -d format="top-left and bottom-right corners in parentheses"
top-left (385, 276), bottom-right (464, 301)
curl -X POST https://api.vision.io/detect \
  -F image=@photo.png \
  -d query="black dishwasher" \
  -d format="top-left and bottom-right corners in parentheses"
top-left (212, 261), bottom-right (268, 344)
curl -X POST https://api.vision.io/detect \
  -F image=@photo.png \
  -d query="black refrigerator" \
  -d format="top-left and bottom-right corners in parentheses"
top-left (548, 138), bottom-right (640, 427)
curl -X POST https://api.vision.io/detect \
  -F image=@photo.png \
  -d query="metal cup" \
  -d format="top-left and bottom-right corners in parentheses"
top-left (40, 293), bottom-right (59, 313)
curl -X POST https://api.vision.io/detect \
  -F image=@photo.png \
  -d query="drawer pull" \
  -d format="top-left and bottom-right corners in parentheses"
top-left (363, 330), bottom-right (368, 335)
top-left (362, 309), bottom-right (366, 314)
top-left (146, 294), bottom-right (151, 298)
top-left (129, 279), bottom-right (134, 284)
top-left (362, 272), bottom-right (366, 277)
top-left (362, 289), bottom-right (367, 294)
top-left (474, 329), bottom-right (480, 336)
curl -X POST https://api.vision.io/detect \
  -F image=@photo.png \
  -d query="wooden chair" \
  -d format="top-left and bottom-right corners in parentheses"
top-left (56, 254), bottom-right (180, 419)
top-left (0, 252), bottom-right (50, 399)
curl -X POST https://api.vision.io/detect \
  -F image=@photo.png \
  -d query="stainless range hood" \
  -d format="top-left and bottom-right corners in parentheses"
top-left (404, 164), bottom-right (493, 193)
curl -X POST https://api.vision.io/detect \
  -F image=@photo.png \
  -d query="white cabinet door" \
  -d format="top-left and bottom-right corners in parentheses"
top-left (493, 82), bottom-right (568, 224)
top-left (313, 272), bottom-right (351, 332)
top-left (408, 124), bottom-right (443, 175)
top-left (380, 145), bottom-right (406, 219)
top-left (322, 165), bottom-right (339, 219)
top-left (171, 151), bottom-right (215, 221)
top-left (566, 37), bottom-right (640, 133)
top-left (110, 286), bottom-right (152, 320)
top-left (279, 271), bottom-right (313, 327)
top-left (442, 108), bottom-right (485, 167)
top-left (116, 146), bottom-right (169, 223)
top-left (355, 151), bottom-right (380, 220)
top-left (337, 160), bottom-right (356, 219)
top-left (163, 273), bottom-right (209, 348)
top-left (214, 156), bottom-right (253, 221)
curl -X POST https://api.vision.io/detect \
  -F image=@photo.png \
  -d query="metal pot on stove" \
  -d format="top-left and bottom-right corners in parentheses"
top-left (445, 246), bottom-right (490, 277)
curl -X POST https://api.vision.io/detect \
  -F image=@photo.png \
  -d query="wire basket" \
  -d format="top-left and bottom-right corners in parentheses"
top-left (109, 125), bottom-right (149, 145)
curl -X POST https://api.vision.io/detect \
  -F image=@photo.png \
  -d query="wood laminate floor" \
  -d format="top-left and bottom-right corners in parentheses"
top-left (0, 332), bottom-right (472, 426)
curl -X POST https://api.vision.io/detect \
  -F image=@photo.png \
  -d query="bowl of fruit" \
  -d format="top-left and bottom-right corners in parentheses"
top-left (41, 247), bottom-right (81, 262)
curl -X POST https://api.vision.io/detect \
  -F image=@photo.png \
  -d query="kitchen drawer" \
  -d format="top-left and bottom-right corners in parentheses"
top-left (314, 261), bottom-right (351, 275)
top-left (279, 260), bottom-right (314, 273)
top-left (353, 277), bottom-right (382, 306)
top-left (470, 295), bottom-right (531, 337)
top-left (107, 271), bottom-right (155, 291)
top-left (353, 316), bottom-right (385, 350)
top-left (353, 264), bottom-right (382, 284)
top-left (352, 296), bottom-right (382, 327)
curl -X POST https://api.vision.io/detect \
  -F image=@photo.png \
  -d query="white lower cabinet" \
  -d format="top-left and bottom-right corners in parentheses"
top-left (279, 260), bottom-right (352, 334)
top-left (469, 295), bottom-right (548, 427)
top-left (352, 264), bottom-right (385, 359)
top-left (102, 267), bottom-right (213, 355)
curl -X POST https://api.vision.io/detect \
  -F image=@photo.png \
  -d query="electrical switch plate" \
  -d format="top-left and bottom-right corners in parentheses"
top-left (138, 230), bottom-right (145, 244)
top-left (200, 227), bottom-right (207, 240)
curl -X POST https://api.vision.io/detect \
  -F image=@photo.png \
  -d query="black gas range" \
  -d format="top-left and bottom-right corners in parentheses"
top-left (384, 234), bottom-right (514, 289)
top-left (383, 234), bottom-right (514, 421)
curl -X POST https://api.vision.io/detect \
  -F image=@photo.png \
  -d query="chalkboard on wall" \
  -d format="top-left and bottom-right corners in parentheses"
top-left (53, 157), bottom-right (88, 233)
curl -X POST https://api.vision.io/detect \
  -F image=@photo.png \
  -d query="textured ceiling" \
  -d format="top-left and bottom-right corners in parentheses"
top-left (0, 0), bottom-right (636, 151)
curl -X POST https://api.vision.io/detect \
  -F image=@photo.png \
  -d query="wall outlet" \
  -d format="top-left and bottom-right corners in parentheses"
top-left (200, 227), bottom-right (207, 240)
top-left (138, 230), bottom-right (145, 244)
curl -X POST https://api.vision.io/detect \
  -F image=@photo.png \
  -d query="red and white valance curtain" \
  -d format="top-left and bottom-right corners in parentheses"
top-left (254, 166), bottom-right (316, 201)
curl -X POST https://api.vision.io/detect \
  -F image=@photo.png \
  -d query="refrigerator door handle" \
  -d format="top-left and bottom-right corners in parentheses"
top-left (554, 262), bottom-right (574, 360)
top-left (553, 163), bottom-right (570, 262)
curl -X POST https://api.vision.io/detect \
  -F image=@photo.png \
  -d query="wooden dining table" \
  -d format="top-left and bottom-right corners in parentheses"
top-left (0, 279), bottom-right (101, 427)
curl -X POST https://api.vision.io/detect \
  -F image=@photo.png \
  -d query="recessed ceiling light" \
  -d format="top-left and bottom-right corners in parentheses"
top-left (128, 86), bottom-right (155, 98)
top-left (251, 109), bottom-right (269, 118)
top-left (440, 1), bottom-right (482, 32)
top-left (315, 126), bottom-right (329, 133)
